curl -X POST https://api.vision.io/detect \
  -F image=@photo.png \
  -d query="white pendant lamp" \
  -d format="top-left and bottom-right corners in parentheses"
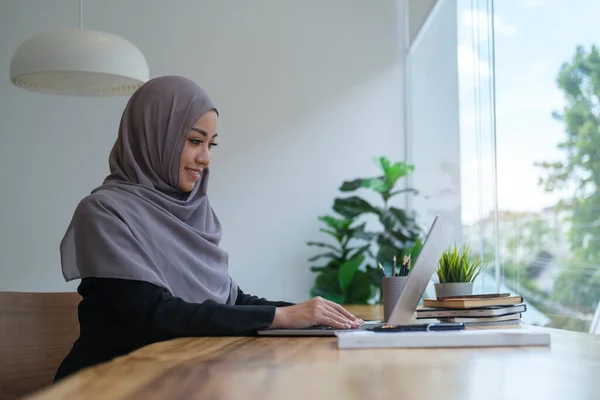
top-left (9, 0), bottom-right (149, 96)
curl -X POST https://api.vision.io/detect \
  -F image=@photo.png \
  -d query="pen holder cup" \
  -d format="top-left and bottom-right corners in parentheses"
top-left (382, 276), bottom-right (409, 322)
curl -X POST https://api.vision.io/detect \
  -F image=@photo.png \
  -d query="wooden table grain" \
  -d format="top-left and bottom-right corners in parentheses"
top-left (26, 305), bottom-right (600, 400)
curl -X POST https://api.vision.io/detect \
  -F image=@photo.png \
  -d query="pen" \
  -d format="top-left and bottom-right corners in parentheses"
top-left (378, 262), bottom-right (385, 278)
top-left (400, 256), bottom-right (404, 276)
top-left (400, 254), bottom-right (410, 276)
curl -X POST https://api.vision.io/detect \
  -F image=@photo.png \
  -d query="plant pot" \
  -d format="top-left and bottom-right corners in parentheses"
top-left (434, 282), bottom-right (473, 299)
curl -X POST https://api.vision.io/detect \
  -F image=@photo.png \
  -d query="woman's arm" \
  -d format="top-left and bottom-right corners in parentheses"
top-left (90, 277), bottom-right (278, 341)
top-left (235, 287), bottom-right (295, 307)
top-left (88, 277), bottom-right (362, 340)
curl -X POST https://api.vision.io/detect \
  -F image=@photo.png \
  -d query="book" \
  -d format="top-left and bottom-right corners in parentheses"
top-left (459, 319), bottom-right (521, 327)
top-left (415, 304), bottom-right (527, 319)
top-left (438, 313), bottom-right (521, 324)
top-left (335, 329), bottom-right (550, 349)
top-left (437, 292), bottom-right (511, 300)
top-left (423, 295), bottom-right (523, 309)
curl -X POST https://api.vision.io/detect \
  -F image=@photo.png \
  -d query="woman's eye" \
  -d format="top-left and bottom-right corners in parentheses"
top-left (188, 138), bottom-right (217, 147)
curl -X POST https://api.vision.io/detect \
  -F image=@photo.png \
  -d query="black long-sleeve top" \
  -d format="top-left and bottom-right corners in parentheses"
top-left (53, 277), bottom-right (294, 382)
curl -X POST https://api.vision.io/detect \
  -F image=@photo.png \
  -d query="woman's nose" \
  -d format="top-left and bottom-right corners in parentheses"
top-left (195, 147), bottom-right (210, 165)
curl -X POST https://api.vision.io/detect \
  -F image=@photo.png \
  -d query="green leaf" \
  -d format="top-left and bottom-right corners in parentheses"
top-left (319, 228), bottom-right (341, 242)
top-left (378, 209), bottom-right (397, 232)
top-left (339, 178), bottom-right (364, 192)
top-left (380, 207), bottom-right (421, 243)
top-left (373, 156), bottom-right (392, 174)
top-left (306, 241), bottom-right (341, 254)
top-left (308, 252), bottom-right (339, 262)
top-left (338, 255), bottom-right (364, 292)
top-left (311, 269), bottom-right (343, 303)
top-left (310, 258), bottom-right (341, 272)
top-left (409, 238), bottom-right (423, 261)
top-left (388, 207), bottom-right (411, 225)
top-left (360, 177), bottom-right (391, 193)
top-left (333, 196), bottom-right (377, 219)
top-left (365, 265), bottom-right (383, 291)
top-left (349, 222), bottom-right (376, 240)
top-left (318, 215), bottom-right (353, 231)
top-left (344, 270), bottom-right (374, 304)
top-left (435, 245), bottom-right (487, 283)
top-left (379, 211), bottom-right (410, 243)
top-left (389, 188), bottom-right (419, 198)
top-left (385, 162), bottom-right (414, 185)
top-left (309, 259), bottom-right (340, 273)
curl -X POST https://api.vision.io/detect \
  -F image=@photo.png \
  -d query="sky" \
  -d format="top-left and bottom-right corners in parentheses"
top-left (456, 0), bottom-right (600, 224)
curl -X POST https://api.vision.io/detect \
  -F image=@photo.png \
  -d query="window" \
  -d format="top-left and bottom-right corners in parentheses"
top-left (407, 0), bottom-right (599, 333)
top-left (456, 0), bottom-right (600, 332)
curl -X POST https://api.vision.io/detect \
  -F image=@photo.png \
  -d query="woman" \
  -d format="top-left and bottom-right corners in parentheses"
top-left (54, 75), bottom-right (362, 382)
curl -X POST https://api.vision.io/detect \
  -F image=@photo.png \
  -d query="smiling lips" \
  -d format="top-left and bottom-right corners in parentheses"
top-left (185, 167), bottom-right (203, 180)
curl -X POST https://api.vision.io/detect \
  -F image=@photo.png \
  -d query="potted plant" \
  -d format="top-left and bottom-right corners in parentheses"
top-left (307, 156), bottom-right (423, 304)
top-left (333, 156), bottom-right (423, 286)
top-left (434, 244), bottom-right (487, 298)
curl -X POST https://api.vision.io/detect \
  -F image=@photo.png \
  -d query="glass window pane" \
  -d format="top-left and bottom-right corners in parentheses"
top-left (453, 0), bottom-right (600, 333)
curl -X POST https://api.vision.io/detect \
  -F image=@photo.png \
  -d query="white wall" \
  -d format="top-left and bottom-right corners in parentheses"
top-left (0, 0), bottom-right (406, 302)
top-left (406, 0), bottom-right (463, 242)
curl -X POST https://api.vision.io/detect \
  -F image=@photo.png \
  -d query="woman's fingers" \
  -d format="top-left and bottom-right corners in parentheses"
top-left (322, 302), bottom-right (361, 328)
top-left (319, 309), bottom-right (354, 329)
top-left (323, 299), bottom-right (363, 323)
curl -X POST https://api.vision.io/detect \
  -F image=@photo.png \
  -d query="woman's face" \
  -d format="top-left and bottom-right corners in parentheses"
top-left (178, 110), bottom-right (218, 192)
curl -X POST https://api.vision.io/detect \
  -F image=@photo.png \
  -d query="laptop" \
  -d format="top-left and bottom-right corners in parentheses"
top-left (257, 216), bottom-right (455, 336)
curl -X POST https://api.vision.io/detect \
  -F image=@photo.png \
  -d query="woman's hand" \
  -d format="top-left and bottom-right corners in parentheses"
top-left (269, 296), bottom-right (364, 329)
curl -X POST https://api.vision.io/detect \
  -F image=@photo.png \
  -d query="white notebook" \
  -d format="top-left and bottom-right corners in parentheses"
top-left (336, 328), bottom-right (551, 349)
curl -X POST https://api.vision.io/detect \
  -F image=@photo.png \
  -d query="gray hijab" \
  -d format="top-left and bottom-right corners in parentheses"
top-left (60, 75), bottom-right (238, 305)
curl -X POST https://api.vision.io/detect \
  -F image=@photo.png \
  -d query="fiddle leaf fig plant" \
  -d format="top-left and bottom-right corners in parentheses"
top-left (308, 156), bottom-right (424, 304)
top-left (334, 156), bottom-right (422, 278)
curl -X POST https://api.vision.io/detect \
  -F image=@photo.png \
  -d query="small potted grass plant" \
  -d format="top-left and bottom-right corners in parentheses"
top-left (434, 244), bottom-right (487, 298)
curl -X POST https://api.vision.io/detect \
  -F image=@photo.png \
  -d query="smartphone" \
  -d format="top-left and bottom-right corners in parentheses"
top-left (367, 322), bottom-right (465, 332)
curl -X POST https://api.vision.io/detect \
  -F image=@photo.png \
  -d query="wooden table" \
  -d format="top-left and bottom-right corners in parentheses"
top-left (26, 305), bottom-right (600, 400)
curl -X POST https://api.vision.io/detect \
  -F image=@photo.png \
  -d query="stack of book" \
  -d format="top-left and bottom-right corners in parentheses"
top-left (416, 293), bottom-right (526, 328)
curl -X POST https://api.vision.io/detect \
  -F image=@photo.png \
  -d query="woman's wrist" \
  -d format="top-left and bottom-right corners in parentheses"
top-left (270, 307), bottom-right (288, 329)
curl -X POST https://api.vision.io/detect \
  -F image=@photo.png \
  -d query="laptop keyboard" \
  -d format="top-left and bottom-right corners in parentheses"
top-left (309, 324), bottom-right (367, 330)
top-left (304, 322), bottom-right (382, 331)
top-left (309, 325), bottom-right (335, 330)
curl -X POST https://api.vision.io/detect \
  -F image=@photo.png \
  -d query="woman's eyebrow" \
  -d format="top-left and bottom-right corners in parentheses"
top-left (190, 127), bottom-right (218, 137)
